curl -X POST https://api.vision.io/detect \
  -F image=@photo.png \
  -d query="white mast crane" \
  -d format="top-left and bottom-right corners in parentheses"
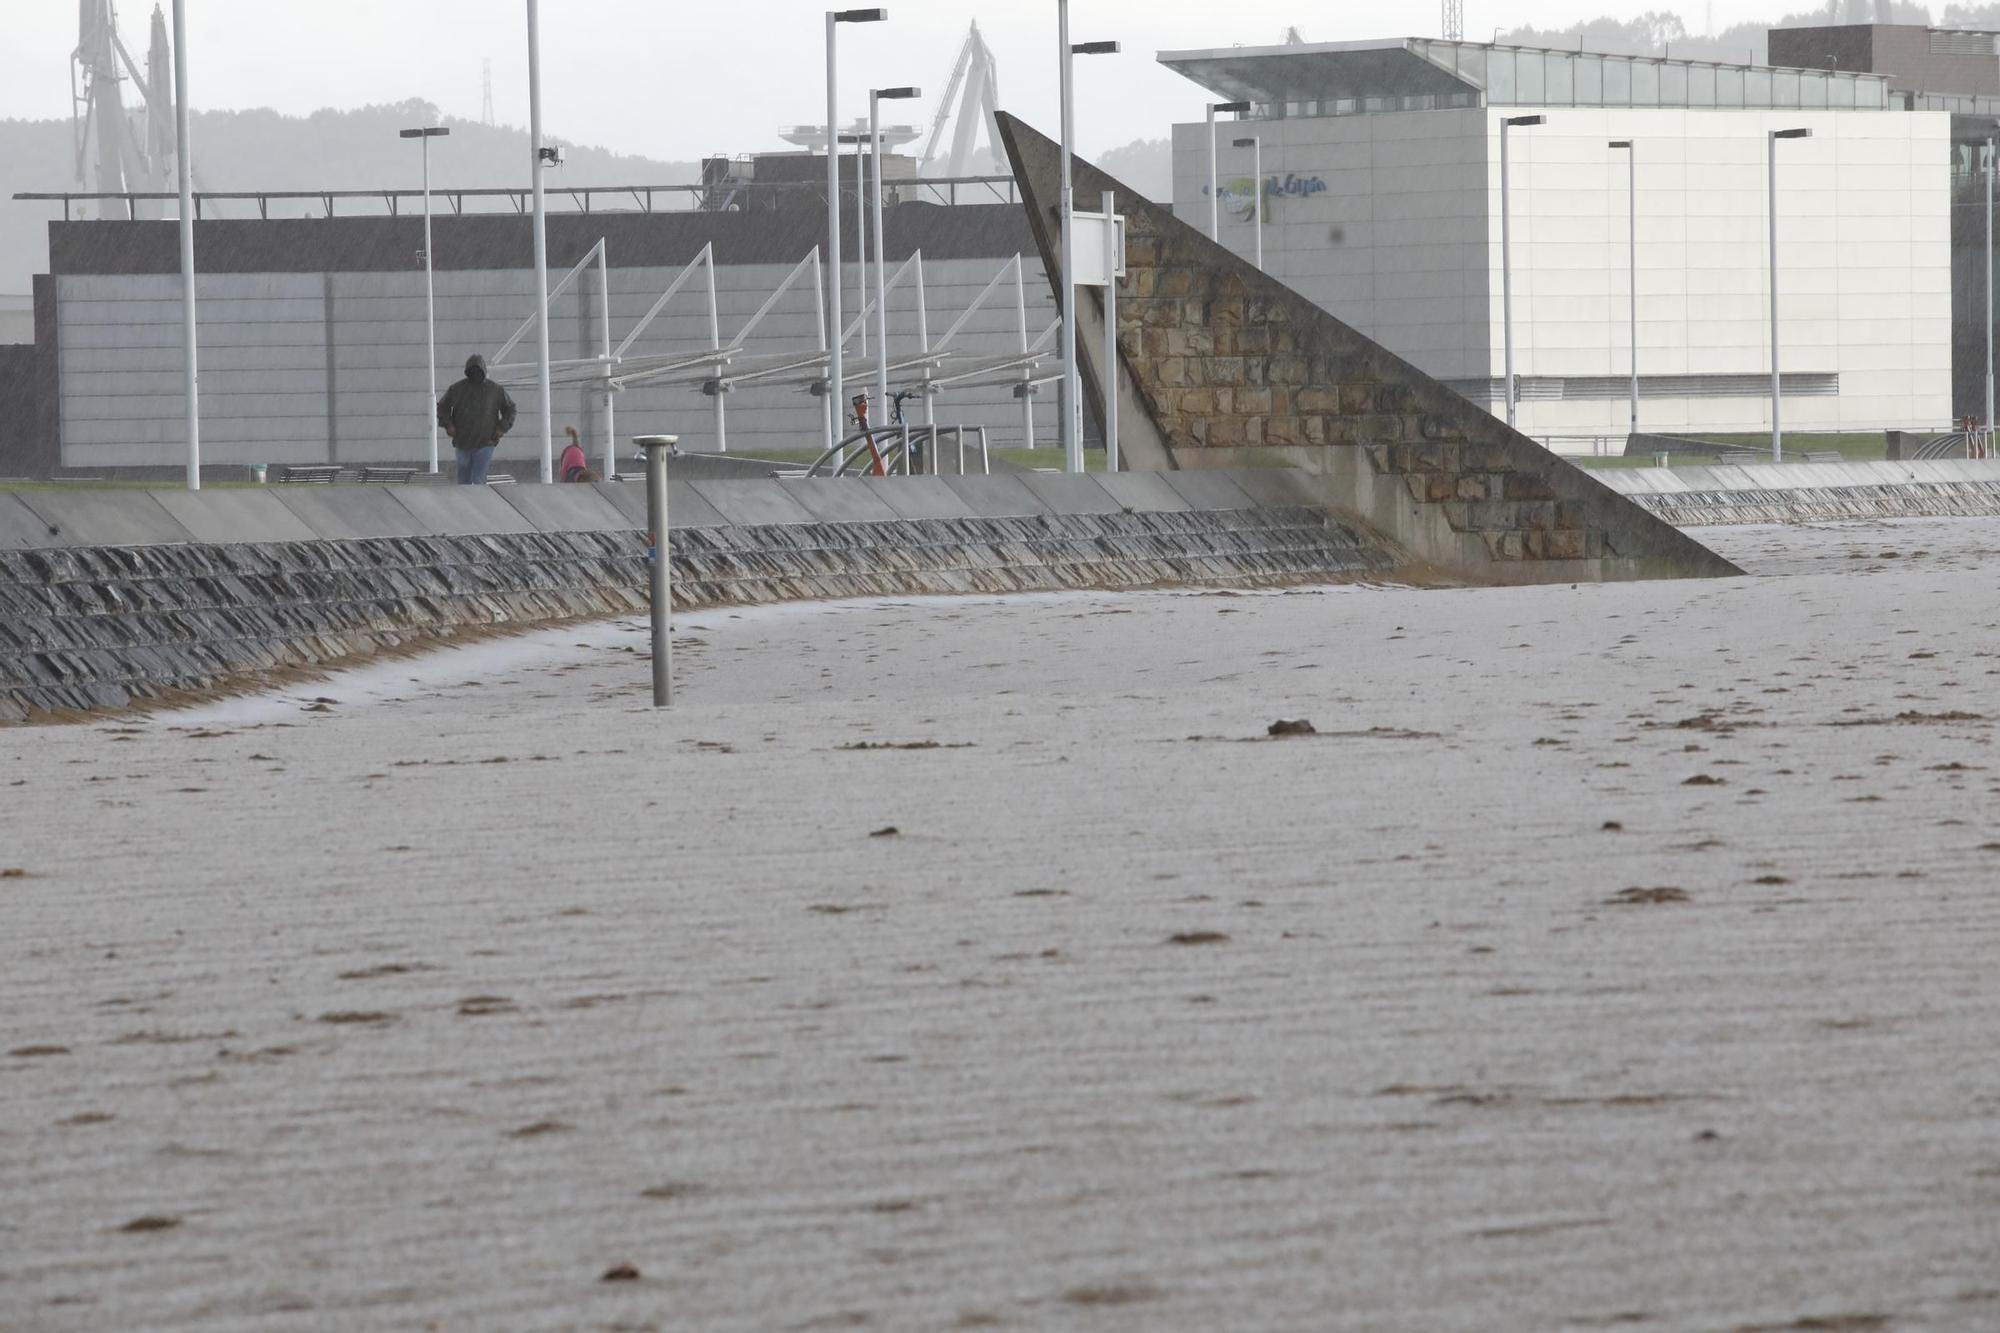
top-left (72, 1), bottom-right (178, 217)
top-left (919, 22), bottom-right (1003, 178)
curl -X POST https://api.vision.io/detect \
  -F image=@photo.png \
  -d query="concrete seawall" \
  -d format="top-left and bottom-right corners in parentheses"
top-left (1596, 458), bottom-right (2000, 526)
top-left (0, 472), bottom-right (1399, 722)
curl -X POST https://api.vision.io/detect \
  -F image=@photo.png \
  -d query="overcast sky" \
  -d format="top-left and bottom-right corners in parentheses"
top-left (10, 1), bottom-right (1825, 165)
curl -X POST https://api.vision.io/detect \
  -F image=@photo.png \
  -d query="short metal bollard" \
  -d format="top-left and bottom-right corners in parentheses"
top-left (634, 434), bottom-right (678, 707)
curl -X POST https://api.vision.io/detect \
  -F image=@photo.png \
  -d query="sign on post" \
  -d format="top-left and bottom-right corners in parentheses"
top-left (1079, 199), bottom-right (1125, 470)
top-left (1070, 210), bottom-right (1125, 289)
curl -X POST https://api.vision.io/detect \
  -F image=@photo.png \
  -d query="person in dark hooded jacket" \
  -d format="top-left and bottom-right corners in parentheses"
top-left (437, 354), bottom-right (517, 484)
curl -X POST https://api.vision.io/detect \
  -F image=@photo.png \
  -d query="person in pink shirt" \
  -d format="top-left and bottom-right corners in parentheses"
top-left (558, 426), bottom-right (596, 483)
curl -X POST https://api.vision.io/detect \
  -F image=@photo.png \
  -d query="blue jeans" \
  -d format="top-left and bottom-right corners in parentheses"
top-left (456, 444), bottom-right (497, 484)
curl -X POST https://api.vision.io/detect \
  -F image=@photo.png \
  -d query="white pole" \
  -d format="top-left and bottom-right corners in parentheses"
top-left (1251, 136), bottom-right (1263, 272)
top-left (422, 133), bottom-right (440, 474)
top-left (814, 248), bottom-right (832, 453)
top-left (598, 242), bottom-right (614, 479)
top-left (708, 249), bottom-right (726, 453)
top-left (1102, 187), bottom-right (1118, 472)
top-left (1207, 104), bottom-right (1219, 240)
top-left (1768, 130), bottom-right (1780, 464)
top-left (872, 93), bottom-right (890, 419)
top-left (527, 0), bottom-right (554, 483)
top-left (172, 0), bottom-right (198, 490)
top-left (1016, 260), bottom-right (1033, 450)
top-left (916, 252), bottom-right (934, 436)
top-left (825, 14), bottom-right (845, 447)
top-left (1058, 0), bottom-right (1081, 473)
top-left (1626, 142), bottom-right (1638, 437)
top-left (855, 132), bottom-right (868, 360)
top-left (1502, 118), bottom-right (1517, 430)
top-left (1986, 137), bottom-right (1994, 447)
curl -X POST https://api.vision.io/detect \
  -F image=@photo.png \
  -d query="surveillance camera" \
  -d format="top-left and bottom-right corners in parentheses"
top-left (538, 145), bottom-right (565, 167)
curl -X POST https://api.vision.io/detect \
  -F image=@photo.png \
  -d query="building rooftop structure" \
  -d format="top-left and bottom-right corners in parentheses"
top-left (1767, 23), bottom-right (2000, 117)
top-left (1158, 37), bottom-right (1894, 120)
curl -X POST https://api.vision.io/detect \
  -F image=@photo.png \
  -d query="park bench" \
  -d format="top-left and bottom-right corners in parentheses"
top-left (359, 465), bottom-right (419, 484)
top-left (1801, 450), bottom-right (1843, 465)
top-left (276, 464), bottom-right (343, 484)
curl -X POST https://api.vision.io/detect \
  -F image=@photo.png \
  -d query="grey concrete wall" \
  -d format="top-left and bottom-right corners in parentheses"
top-left (1595, 457), bottom-right (2000, 524)
top-left (0, 471), bottom-right (1398, 722)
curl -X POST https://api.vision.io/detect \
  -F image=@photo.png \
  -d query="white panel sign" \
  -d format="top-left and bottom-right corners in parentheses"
top-left (1070, 211), bottom-right (1126, 288)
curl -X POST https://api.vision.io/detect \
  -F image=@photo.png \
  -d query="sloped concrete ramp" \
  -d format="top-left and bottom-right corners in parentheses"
top-left (996, 113), bottom-right (1739, 585)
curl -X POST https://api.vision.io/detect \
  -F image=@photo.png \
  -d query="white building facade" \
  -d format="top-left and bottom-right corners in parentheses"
top-left (1163, 41), bottom-right (1953, 451)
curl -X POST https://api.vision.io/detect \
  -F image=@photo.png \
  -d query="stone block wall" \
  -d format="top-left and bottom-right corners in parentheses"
top-left (0, 498), bottom-right (1395, 722)
top-left (996, 113), bottom-right (1739, 585)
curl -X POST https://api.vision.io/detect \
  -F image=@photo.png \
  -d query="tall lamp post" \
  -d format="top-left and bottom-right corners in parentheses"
top-left (826, 8), bottom-right (888, 447)
top-left (1207, 100), bottom-right (1250, 240)
top-left (400, 125), bottom-right (450, 474)
top-left (525, 0), bottom-right (557, 481)
top-left (1985, 132), bottom-right (1995, 448)
top-left (1232, 136), bottom-right (1263, 271)
top-left (1057, 9), bottom-right (1119, 474)
top-left (1609, 138), bottom-right (1638, 439)
top-left (1500, 113), bottom-right (1544, 431)
top-left (1768, 126), bottom-right (1811, 463)
top-left (171, 0), bottom-right (198, 489)
top-left (870, 86), bottom-right (922, 431)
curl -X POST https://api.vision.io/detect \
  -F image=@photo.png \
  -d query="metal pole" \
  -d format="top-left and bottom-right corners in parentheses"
top-left (422, 135), bottom-right (440, 474)
top-left (1986, 137), bottom-right (1994, 446)
top-left (636, 435), bottom-right (676, 708)
top-left (916, 252), bottom-right (934, 436)
top-left (1102, 187), bottom-right (1119, 471)
top-left (1016, 258), bottom-right (1034, 450)
top-left (1251, 137), bottom-right (1264, 272)
top-left (825, 17), bottom-right (845, 448)
top-left (172, 0), bottom-right (199, 490)
top-left (599, 242), bottom-right (614, 479)
top-left (1502, 117), bottom-right (1516, 429)
top-left (527, 0), bottom-right (554, 482)
top-left (1058, 0), bottom-right (1081, 473)
top-left (1628, 144), bottom-right (1638, 436)
top-left (709, 261), bottom-right (726, 454)
top-left (1768, 131), bottom-right (1780, 463)
top-left (1207, 104), bottom-right (1219, 241)
top-left (855, 132), bottom-right (868, 359)
top-left (872, 94), bottom-right (890, 420)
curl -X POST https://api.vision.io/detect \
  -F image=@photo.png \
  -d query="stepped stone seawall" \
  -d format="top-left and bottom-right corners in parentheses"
top-left (1598, 459), bottom-right (2000, 526)
top-left (0, 472), bottom-right (1398, 723)
top-left (995, 114), bottom-right (1740, 586)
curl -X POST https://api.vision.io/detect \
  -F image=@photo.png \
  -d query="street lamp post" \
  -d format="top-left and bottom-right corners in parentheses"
top-left (855, 128), bottom-right (868, 360)
top-left (1232, 136), bottom-right (1263, 271)
top-left (1610, 138), bottom-right (1637, 439)
top-left (826, 9), bottom-right (888, 450)
top-left (1986, 134), bottom-right (1995, 448)
top-left (870, 86), bottom-right (922, 444)
top-left (171, 0), bottom-right (198, 489)
top-left (1057, 13), bottom-right (1120, 474)
top-left (1768, 126), bottom-right (1811, 463)
top-left (1500, 113), bottom-right (1544, 431)
top-left (1208, 100), bottom-right (1250, 240)
top-left (401, 126), bottom-right (450, 474)
top-left (525, 0), bottom-right (557, 481)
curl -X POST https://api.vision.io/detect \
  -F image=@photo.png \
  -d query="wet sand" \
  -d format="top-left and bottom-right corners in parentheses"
top-left (4, 518), bottom-right (1999, 1331)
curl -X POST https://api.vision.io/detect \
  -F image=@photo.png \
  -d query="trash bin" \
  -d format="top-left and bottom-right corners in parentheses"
top-left (1652, 451), bottom-right (1669, 469)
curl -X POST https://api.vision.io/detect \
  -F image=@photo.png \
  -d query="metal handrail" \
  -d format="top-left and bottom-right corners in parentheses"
top-left (793, 422), bottom-right (991, 478)
top-left (13, 175), bottom-right (1021, 222)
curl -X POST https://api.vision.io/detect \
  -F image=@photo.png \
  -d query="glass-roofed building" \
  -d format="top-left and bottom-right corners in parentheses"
top-left (1159, 37), bottom-right (1953, 448)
